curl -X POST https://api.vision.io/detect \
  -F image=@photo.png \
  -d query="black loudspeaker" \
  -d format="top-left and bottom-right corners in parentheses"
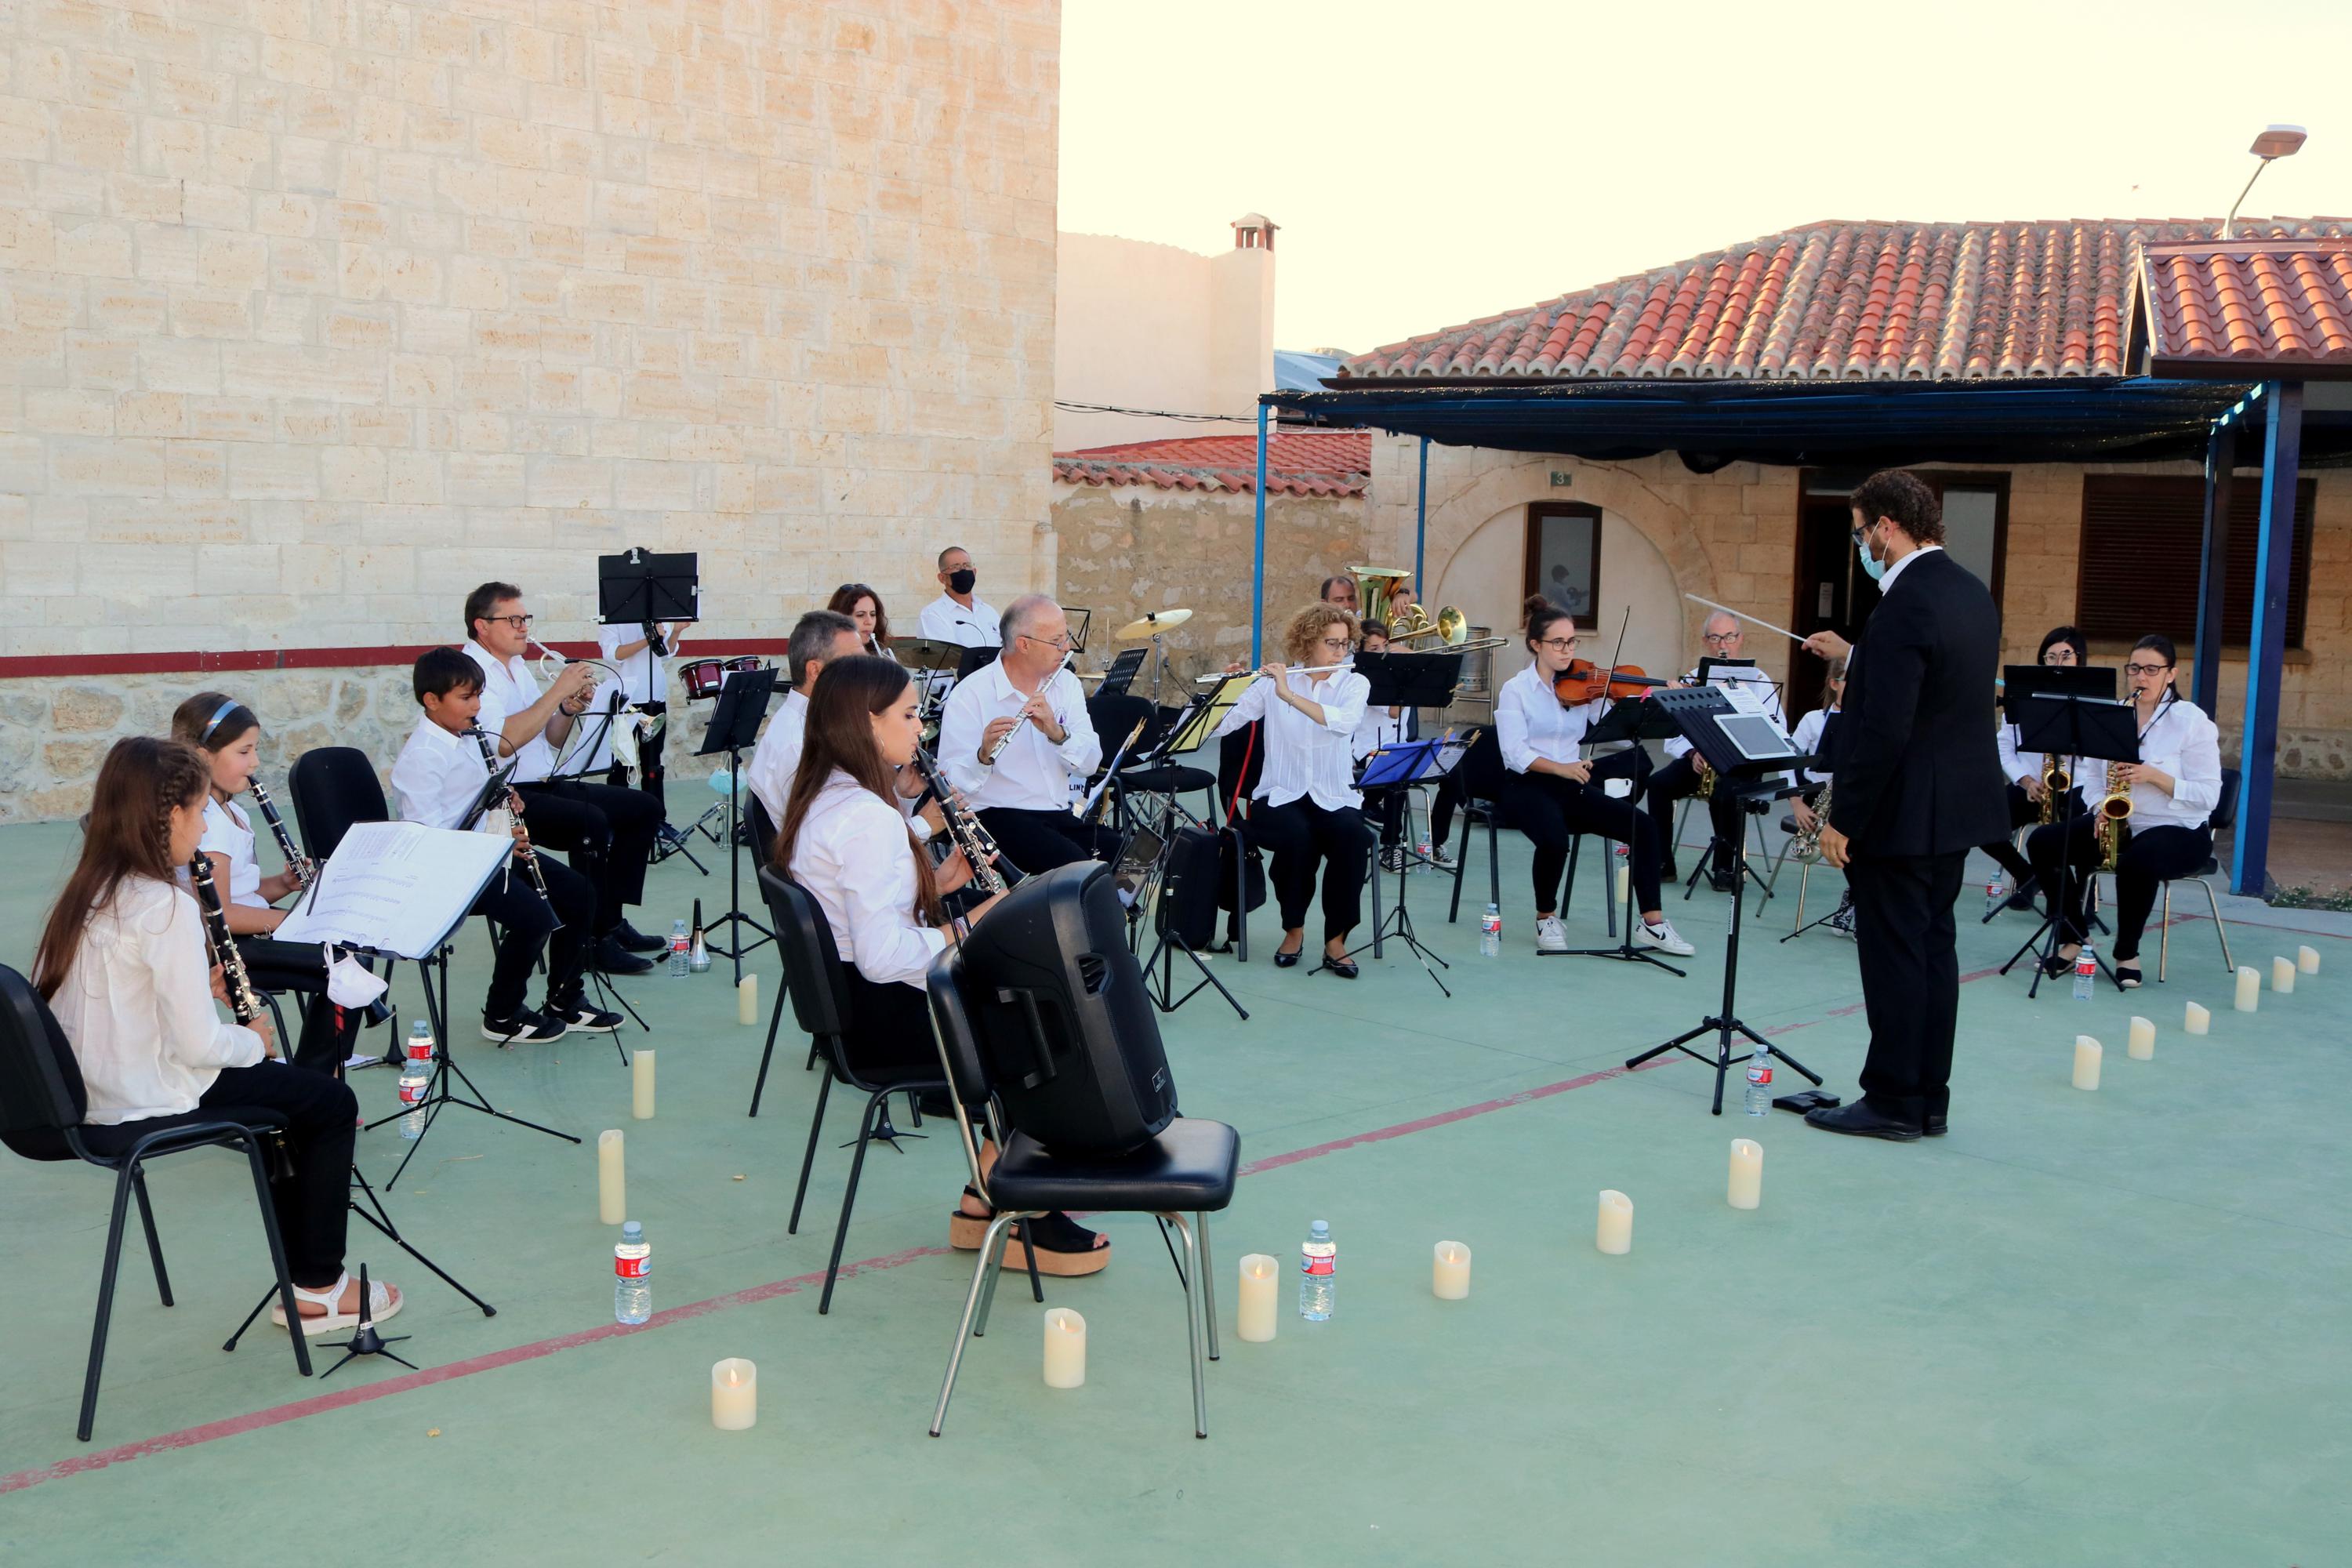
top-left (957, 861), bottom-right (1177, 1157)
top-left (1156, 826), bottom-right (1223, 949)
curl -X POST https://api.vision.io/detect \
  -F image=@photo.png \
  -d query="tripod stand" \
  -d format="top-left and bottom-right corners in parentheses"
top-left (1141, 822), bottom-right (1249, 1018)
top-left (1548, 702), bottom-right (1683, 975)
top-left (1994, 688), bottom-right (2136, 997)
top-left (695, 665), bottom-right (779, 985)
top-left (1348, 736), bottom-right (1457, 995)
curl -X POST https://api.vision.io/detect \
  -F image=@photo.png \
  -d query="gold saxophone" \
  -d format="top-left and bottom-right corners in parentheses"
top-left (2096, 760), bottom-right (2133, 870)
top-left (1791, 780), bottom-right (1833, 861)
top-left (2037, 757), bottom-right (2071, 826)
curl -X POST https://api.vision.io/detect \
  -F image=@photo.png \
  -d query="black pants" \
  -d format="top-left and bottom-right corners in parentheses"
top-left (474, 855), bottom-right (596, 1019)
top-left (1247, 797), bottom-right (1367, 942)
top-left (843, 969), bottom-right (944, 1080)
top-left (603, 699), bottom-right (667, 818)
top-left (234, 938), bottom-right (362, 1075)
top-left (1504, 748), bottom-right (1659, 916)
top-left (976, 808), bottom-right (1118, 877)
top-left (196, 1062), bottom-right (358, 1288)
top-left (1645, 753), bottom-right (1740, 875)
top-left (1846, 849), bottom-right (1968, 1126)
top-left (1982, 780), bottom-right (2084, 885)
top-left (1428, 769), bottom-right (1465, 848)
top-left (1368, 786), bottom-right (1409, 848)
top-left (2026, 818), bottom-right (2209, 960)
top-left (514, 777), bottom-right (659, 934)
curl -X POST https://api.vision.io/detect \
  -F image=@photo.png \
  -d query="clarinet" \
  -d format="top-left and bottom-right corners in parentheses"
top-left (187, 854), bottom-right (263, 1025)
top-left (468, 728), bottom-right (555, 906)
top-left (909, 742), bottom-right (1011, 896)
top-left (246, 778), bottom-right (313, 895)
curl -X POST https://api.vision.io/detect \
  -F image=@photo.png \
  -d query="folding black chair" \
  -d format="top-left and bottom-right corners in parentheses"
top-left (2154, 765), bottom-right (2241, 982)
top-left (0, 964), bottom-right (310, 1442)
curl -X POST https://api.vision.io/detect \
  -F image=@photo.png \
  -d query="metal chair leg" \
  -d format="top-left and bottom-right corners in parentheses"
top-left (1564, 834), bottom-right (1581, 918)
top-left (1448, 811), bottom-right (1473, 923)
top-left (787, 1069), bottom-right (834, 1234)
top-left (243, 1137), bottom-right (312, 1382)
top-left (77, 1167), bottom-right (137, 1443)
top-left (2159, 883), bottom-right (2172, 982)
top-left (817, 1091), bottom-right (884, 1315)
top-left (1486, 818), bottom-right (1500, 913)
top-left (1196, 1210), bottom-right (1219, 1363)
top-left (132, 1170), bottom-right (172, 1307)
top-left (749, 982), bottom-right (789, 1115)
top-left (931, 1211), bottom-right (1019, 1437)
top-left (1167, 1212), bottom-right (1209, 1438)
top-left (2201, 878), bottom-right (2233, 974)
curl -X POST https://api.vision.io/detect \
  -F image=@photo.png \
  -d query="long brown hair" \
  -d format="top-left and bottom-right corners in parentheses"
top-left (769, 655), bottom-right (940, 923)
top-left (34, 738), bottom-right (211, 1000)
top-left (826, 582), bottom-right (890, 647)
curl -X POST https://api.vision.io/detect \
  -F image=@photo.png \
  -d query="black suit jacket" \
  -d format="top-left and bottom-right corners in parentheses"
top-left (1827, 549), bottom-right (2009, 859)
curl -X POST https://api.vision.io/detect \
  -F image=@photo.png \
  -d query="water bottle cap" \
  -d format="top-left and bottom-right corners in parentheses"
top-left (1309, 1220), bottom-right (1329, 1238)
top-left (621, 1220), bottom-right (642, 1240)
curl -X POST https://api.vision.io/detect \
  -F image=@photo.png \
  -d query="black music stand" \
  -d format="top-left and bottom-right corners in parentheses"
top-left (1998, 688), bottom-right (2136, 996)
top-left (1552, 695), bottom-right (1682, 972)
top-left (1624, 687), bottom-right (1824, 1113)
top-left (1979, 664), bottom-right (2111, 928)
top-left (695, 664), bottom-right (779, 983)
top-left (1348, 734), bottom-right (1457, 994)
top-left (1679, 657), bottom-right (1780, 902)
top-left (1098, 647), bottom-right (1147, 697)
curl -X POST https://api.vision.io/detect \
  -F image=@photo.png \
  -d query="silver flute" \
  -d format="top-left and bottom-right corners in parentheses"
top-left (909, 742), bottom-right (1009, 897)
top-left (982, 700), bottom-right (1043, 766)
top-left (247, 777), bottom-right (313, 895)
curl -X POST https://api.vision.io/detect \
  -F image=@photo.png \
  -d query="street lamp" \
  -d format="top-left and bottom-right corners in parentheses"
top-left (2225, 125), bottom-right (2307, 238)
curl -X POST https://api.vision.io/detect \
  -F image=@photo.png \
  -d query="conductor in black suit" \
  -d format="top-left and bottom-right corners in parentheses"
top-left (1799, 470), bottom-right (2008, 1142)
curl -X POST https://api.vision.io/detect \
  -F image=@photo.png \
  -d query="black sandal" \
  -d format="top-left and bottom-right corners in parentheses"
top-left (2114, 961), bottom-right (2141, 989)
top-left (948, 1191), bottom-right (1110, 1277)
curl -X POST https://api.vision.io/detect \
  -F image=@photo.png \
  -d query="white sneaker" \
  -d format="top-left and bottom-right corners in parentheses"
top-left (1638, 918), bottom-right (1696, 956)
top-left (1534, 915), bottom-right (1569, 953)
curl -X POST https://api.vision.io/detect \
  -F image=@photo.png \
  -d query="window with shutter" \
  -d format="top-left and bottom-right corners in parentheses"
top-left (2074, 475), bottom-right (2314, 648)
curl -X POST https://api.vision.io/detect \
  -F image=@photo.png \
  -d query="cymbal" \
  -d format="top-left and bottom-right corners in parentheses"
top-left (1115, 608), bottom-right (1192, 640)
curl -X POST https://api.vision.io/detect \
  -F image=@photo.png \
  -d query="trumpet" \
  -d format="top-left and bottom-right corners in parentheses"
top-left (2038, 757), bottom-right (2072, 826)
top-left (909, 742), bottom-right (1011, 897)
top-left (2096, 760), bottom-right (2133, 871)
top-left (188, 853), bottom-right (262, 1026)
top-left (248, 777), bottom-right (313, 895)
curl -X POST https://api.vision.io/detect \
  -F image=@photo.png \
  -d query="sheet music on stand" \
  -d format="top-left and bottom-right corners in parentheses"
top-left (277, 822), bottom-right (514, 960)
top-left (1163, 674), bottom-right (1249, 755)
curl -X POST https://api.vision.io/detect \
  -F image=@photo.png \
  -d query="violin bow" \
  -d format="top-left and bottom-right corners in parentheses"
top-left (1598, 603), bottom-right (1635, 706)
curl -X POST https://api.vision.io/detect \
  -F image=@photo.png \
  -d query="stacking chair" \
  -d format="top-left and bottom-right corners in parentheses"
top-left (0, 964), bottom-right (311, 1442)
top-left (2154, 766), bottom-right (2240, 982)
top-left (746, 793), bottom-right (779, 867)
top-left (1118, 703), bottom-right (1220, 830)
top-left (746, 855), bottom-right (818, 1112)
top-left (760, 866), bottom-right (953, 1315)
top-left (1442, 729), bottom-right (1609, 937)
top-left (924, 946), bottom-right (1239, 1438)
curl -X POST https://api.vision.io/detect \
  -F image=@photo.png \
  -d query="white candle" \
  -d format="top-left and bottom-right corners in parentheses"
top-left (2071, 1035), bottom-right (2102, 1091)
top-left (1616, 864), bottom-right (1630, 906)
top-left (597, 1129), bottom-right (626, 1225)
top-left (710, 1358), bottom-right (757, 1430)
top-left (1595, 1190), bottom-right (1632, 1254)
top-left (2184, 1000), bottom-right (2210, 1035)
top-left (2298, 944), bottom-right (2320, 975)
top-left (1727, 1138), bottom-right (1763, 1209)
top-left (1043, 1308), bottom-right (1086, 1388)
top-left (738, 975), bottom-right (758, 1025)
top-left (2271, 956), bottom-right (2295, 994)
top-left (2127, 1016), bottom-right (2155, 1061)
top-left (2234, 966), bottom-right (2259, 1012)
top-left (632, 1048), bottom-right (655, 1120)
top-left (1432, 1240), bottom-right (1472, 1299)
top-left (1236, 1254), bottom-right (1278, 1341)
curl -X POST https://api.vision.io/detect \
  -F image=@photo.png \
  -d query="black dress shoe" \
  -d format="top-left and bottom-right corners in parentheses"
top-left (1803, 1101), bottom-right (1922, 1142)
top-left (591, 937), bottom-right (655, 976)
top-left (612, 920), bottom-right (667, 953)
top-left (1923, 1113), bottom-right (1948, 1137)
top-left (1272, 946), bottom-right (1302, 969)
top-left (1321, 956), bottom-right (1359, 979)
top-left (1708, 868), bottom-right (1740, 894)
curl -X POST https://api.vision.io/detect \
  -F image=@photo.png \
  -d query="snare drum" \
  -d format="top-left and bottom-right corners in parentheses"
top-left (681, 655), bottom-right (764, 700)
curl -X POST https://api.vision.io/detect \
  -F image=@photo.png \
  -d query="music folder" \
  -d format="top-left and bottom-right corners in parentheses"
top-left (277, 822), bottom-right (514, 960)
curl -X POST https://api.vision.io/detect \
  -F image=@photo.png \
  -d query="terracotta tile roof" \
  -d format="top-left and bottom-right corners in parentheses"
top-left (1341, 219), bottom-right (2352, 383)
top-left (2138, 238), bottom-right (2352, 377)
top-left (1052, 430), bottom-right (1370, 497)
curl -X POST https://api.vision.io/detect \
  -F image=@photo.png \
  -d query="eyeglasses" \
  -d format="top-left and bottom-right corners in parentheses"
top-left (2123, 662), bottom-right (2172, 677)
top-left (1537, 637), bottom-right (1581, 653)
top-left (1314, 637), bottom-right (1352, 652)
top-left (485, 614), bottom-right (533, 630)
top-left (1701, 630), bottom-right (1741, 646)
top-left (1019, 633), bottom-right (1074, 651)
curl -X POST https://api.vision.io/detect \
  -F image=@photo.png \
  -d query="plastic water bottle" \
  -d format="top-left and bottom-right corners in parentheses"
top-left (397, 1021), bottom-right (432, 1141)
top-left (1298, 1220), bottom-right (1336, 1322)
top-left (2072, 938), bottom-right (2097, 1001)
top-left (666, 918), bottom-right (690, 978)
top-left (614, 1220), bottom-right (652, 1323)
top-left (1986, 872), bottom-right (2005, 903)
top-left (1479, 902), bottom-right (1501, 957)
top-left (1744, 1040), bottom-right (1773, 1116)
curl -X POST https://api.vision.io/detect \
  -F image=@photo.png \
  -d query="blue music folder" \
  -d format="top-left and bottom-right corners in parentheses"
top-left (1357, 735), bottom-right (1450, 790)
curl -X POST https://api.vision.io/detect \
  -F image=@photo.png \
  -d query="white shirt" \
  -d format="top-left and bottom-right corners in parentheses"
top-left (1789, 707), bottom-right (1838, 786)
top-left (1496, 663), bottom-right (1606, 775)
top-left (918, 593), bottom-right (1001, 648)
top-left (463, 640), bottom-right (557, 784)
top-left (390, 715), bottom-right (501, 833)
top-left (1352, 698), bottom-right (1407, 761)
top-left (2125, 693), bottom-right (2223, 831)
top-left (940, 660), bottom-right (1101, 811)
top-left (1213, 667), bottom-right (1370, 811)
top-left (48, 876), bottom-right (267, 1124)
top-left (1664, 662), bottom-right (1784, 760)
top-left (746, 688), bottom-right (808, 826)
top-left (597, 622), bottom-right (681, 704)
top-left (198, 797), bottom-right (265, 909)
top-left (1874, 541), bottom-right (1942, 599)
top-left (1995, 718), bottom-right (2086, 795)
top-left (788, 771), bottom-right (948, 990)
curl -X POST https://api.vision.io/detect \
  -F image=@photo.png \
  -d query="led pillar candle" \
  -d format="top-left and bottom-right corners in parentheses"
top-left (597, 1129), bottom-right (626, 1224)
top-left (2071, 1035), bottom-right (2102, 1091)
top-left (2272, 956), bottom-right (2296, 994)
top-left (632, 1048), bottom-right (656, 1119)
top-left (710, 1359), bottom-right (757, 1430)
top-left (1727, 1138), bottom-right (1763, 1209)
top-left (1236, 1255), bottom-right (1278, 1341)
top-left (1432, 1241), bottom-right (1472, 1300)
top-left (1617, 865), bottom-right (1630, 906)
top-left (2234, 966), bottom-right (2260, 1012)
top-left (1043, 1308), bottom-right (1087, 1388)
top-left (2298, 944), bottom-right (2320, 975)
top-left (738, 974), bottom-right (758, 1025)
top-left (2184, 1000), bottom-right (2210, 1035)
top-left (2127, 1016), bottom-right (2155, 1061)
top-left (1595, 1190), bottom-right (1632, 1254)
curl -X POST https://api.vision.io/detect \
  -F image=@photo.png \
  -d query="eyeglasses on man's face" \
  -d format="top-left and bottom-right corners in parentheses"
top-left (1020, 632), bottom-right (1074, 651)
top-left (1701, 630), bottom-right (1741, 646)
top-left (486, 613), bottom-right (533, 630)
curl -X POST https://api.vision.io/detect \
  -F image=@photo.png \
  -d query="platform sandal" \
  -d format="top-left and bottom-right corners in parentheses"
top-left (267, 1269), bottom-right (404, 1338)
top-left (949, 1189), bottom-right (1111, 1277)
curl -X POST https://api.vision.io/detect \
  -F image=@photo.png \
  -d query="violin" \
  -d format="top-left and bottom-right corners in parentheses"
top-left (1554, 659), bottom-right (1667, 706)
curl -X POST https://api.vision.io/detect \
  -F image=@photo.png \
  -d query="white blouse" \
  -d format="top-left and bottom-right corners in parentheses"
top-left (463, 640), bottom-right (556, 784)
top-left (597, 622), bottom-right (681, 704)
top-left (1213, 667), bottom-right (1370, 811)
top-left (938, 661), bottom-right (1102, 813)
top-left (198, 797), bottom-right (265, 909)
top-left (746, 689), bottom-right (809, 826)
top-left (1995, 720), bottom-right (2088, 793)
top-left (2124, 694), bottom-right (2223, 832)
top-left (787, 771), bottom-right (947, 990)
top-left (1788, 706), bottom-right (1836, 786)
top-left (1495, 664), bottom-right (1606, 775)
top-left (48, 876), bottom-right (266, 1124)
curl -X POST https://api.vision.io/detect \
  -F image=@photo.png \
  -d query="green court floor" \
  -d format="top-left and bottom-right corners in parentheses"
top-left (2, 817), bottom-right (2346, 1566)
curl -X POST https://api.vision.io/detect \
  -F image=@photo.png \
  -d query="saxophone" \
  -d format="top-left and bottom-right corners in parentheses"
top-left (2096, 760), bottom-right (2133, 871)
top-left (2037, 757), bottom-right (2071, 826)
top-left (1791, 781), bottom-right (1834, 862)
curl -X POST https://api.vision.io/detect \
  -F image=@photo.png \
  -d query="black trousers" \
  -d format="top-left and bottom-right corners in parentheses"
top-left (603, 699), bottom-right (668, 817)
top-left (1503, 748), bottom-right (1659, 916)
top-left (514, 777), bottom-right (659, 934)
top-left (975, 808), bottom-right (1118, 877)
top-left (474, 855), bottom-right (596, 1018)
top-left (1846, 849), bottom-right (1968, 1126)
top-left (1368, 786), bottom-right (1409, 848)
top-left (843, 969), bottom-right (945, 1080)
top-left (2026, 818), bottom-right (2209, 960)
top-left (233, 938), bottom-right (362, 1074)
top-left (196, 1062), bottom-right (358, 1288)
top-left (1645, 753), bottom-right (1740, 874)
top-left (1981, 780), bottom-right (2080, 885)
top-left (1247, 797), bottom-right (1367, 942)
top-left (1428, 769), bottom-right (1465, 848)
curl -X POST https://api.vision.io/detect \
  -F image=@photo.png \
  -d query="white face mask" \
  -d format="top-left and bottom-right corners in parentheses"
top-left (324, 947), bottom-right (390, 1009)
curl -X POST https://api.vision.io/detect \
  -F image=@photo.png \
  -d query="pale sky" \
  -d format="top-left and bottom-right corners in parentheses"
top-left (1059, 0), bottom-right (2352, 361)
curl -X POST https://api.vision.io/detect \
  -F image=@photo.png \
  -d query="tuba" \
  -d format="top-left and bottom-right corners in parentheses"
top-left (1347, 565), bottom-right (1413, 627)
top-left (2096, 760), bottom-right (2133, 870)
top-left (2037, 757), bottom-right (2071, 826)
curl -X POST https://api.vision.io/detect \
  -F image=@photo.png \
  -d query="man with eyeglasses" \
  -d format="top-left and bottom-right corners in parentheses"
top-left (939, 595), bottom-right (1112, 872)
top-left (463, 582), bottom-right (666, 976)
top-left (1643, 612), bottom-right (1787, 891)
